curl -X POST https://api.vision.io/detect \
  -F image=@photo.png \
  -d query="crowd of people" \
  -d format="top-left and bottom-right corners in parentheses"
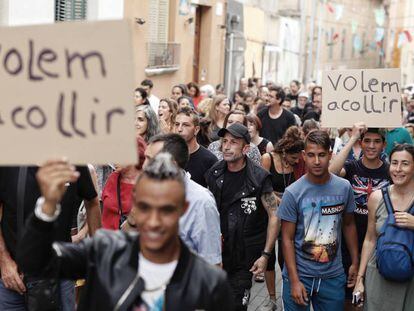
top-left (0, 76), bottom-right (414, 311)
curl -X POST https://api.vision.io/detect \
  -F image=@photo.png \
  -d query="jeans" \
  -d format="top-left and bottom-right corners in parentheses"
top-left (282, 273), bottom-right (346, 311)
top-left (0, 278), bottom-right (75, 311)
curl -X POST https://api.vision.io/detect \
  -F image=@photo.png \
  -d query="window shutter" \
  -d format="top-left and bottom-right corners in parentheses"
top-left (157, 0), bottom-right (169, 43)
top-left (148, 0), bottom-right (169, 43)
top-left (55, 0), bottom-right (87, 21)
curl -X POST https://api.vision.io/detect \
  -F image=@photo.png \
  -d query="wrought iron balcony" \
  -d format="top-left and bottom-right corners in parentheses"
top-left (146, 42), bottom-right (180, 69)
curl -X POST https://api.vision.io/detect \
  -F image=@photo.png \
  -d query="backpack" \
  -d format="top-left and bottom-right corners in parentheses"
top-left (376, 187), bottom-right (414, 282)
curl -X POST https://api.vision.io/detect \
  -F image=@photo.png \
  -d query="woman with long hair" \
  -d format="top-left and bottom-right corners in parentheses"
top-left (246, 114), bottom-right (273, 155)
top-left (135, 104), bottom-right (160, 142)
top-left (187, 82), bottom-right (202, 107)
top-left (353, 144), bottom-right (414, 311)
top-left (134, 87), bottom-right (150, 106)
top-left (208, 94), bottom-right (231, 141)
top-left (158, 98), bottom-right (178, 133)
top-left (260, 126), bottom-right (306, 307)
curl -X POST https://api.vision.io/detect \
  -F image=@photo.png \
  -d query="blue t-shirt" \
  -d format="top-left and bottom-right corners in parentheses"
top-left (278, 174), bottom-right (355, 278)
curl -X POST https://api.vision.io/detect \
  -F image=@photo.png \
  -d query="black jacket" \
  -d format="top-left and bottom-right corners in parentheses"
top-left (205, 158), bottom-right (272, 271)
top-left (17, 215), bottom-right (233, 311)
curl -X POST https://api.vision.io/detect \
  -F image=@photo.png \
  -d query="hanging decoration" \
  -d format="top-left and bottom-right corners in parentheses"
top-left (335, 4), bottom-right (344, 20)
top-left (351, 20), bottom-right (358, 34)
top-left (353, 35), bottom-right (363, 51)
top-left (326, 2), bottom-right (335, 14)
top-left (369, 42), bottom-right (377, 51)
top-left (374, 7), bottom-right (385, 26)
top-left (327, 32), bottom-right (340, 46)
top-left (404, 30), bottom-right (413, 42)
top-left (179, 0), bottom-right (190, 16)
top-left (375, 28), bottom-right (385, 42)
top-left (398, 32), bottom-right (406, 48)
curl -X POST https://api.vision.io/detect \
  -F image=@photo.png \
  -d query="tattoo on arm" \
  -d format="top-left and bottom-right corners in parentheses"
top-left (262, 192), bottom-right (278, 214)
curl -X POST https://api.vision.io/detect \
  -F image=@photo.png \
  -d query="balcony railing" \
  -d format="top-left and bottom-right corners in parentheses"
top-left (146, 42), bottom-right (181, 69)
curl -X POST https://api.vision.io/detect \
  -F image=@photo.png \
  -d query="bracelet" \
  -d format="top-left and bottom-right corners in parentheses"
top-left (261, 251), bottom-right (271, 259)
top-left (357, 274), bottom-right (365, 279)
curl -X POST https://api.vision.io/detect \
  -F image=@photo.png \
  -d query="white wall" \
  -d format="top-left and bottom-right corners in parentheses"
top-left (1, 0), bottom-right (54, 26)
top-left (87, 0), bottom-right (124, 21)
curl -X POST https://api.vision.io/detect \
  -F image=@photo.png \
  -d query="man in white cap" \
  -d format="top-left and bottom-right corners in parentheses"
top-left (291, 92), bottom-right (308, 122)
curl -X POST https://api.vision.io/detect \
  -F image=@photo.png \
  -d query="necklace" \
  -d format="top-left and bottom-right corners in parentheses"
top-left (143, 283), bottom-right (168, 293)
top-left (279, 154), bottom-right (293, 189)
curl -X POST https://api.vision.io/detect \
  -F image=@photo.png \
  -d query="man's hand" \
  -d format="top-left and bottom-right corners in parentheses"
top-left (350, 122), bottom-right (367, 141)
top-left (36, 159), bottom-right (79, 215)
top-left (249, 256), bottom-right (268, 276)
top-left (0, 255), bottom-right (26, 294)
top-left (290, 280), bottom-right (308, 306)
top-left (347, 264), bottom-right (358, 288)
top-left (395, 212), bottom-right (414, 230)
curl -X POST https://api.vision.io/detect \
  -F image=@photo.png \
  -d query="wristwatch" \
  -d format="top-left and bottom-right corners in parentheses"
top-left (261, 251), bottom-right (272, 259)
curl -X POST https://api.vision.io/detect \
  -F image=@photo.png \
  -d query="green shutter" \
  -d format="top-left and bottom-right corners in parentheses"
top-left (55, 0), bottom-right (87, 21)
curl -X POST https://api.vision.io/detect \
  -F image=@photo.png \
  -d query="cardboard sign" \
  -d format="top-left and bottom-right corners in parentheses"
top-left (0, 20), bottom-right (136, 165)
top-left (322, 68), bottom-right (401, 128)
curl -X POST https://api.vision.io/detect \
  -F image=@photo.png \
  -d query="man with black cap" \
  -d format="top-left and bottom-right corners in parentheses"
top-left (205, 123), bottom-right (279, 310)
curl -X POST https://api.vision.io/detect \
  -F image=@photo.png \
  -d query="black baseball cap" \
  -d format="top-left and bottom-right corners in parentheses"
top-left (218, 123), bottom-right (251, 144)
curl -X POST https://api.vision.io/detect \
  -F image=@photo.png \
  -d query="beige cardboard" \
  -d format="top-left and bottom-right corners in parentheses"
top-left (322, 68), bottom-right (401, 128)
top-left (0, 20), bottom-right (136, 165)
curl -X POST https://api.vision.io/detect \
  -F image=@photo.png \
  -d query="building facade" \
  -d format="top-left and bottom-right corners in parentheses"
top-left (0, 0), bottom-right (227, 98)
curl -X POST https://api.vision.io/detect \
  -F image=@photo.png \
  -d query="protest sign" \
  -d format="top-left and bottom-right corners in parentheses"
top-left (322, 68), bottom-right (401, 128)
top-left (0, 20), bottom-right (136, 165)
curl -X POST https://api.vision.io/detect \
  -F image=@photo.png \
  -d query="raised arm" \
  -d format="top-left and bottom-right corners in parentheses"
top-left (17, 159), bottom-right (89, 280)
top-left (329, 122), bottom-right (366, 176)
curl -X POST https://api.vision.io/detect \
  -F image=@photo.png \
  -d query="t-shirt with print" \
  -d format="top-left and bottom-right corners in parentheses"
top-left (131, 253), bottom-right (177, 311)
top-left (277, 174), bottom-right (355, 278)
top-left (343, 159), bottom-right (390, 250)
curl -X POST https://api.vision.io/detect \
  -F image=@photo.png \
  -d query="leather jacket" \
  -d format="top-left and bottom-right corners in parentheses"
top-left (205, 157), bottom-right (272, 271)
top-left (17, 215), bottom-right (233, 311)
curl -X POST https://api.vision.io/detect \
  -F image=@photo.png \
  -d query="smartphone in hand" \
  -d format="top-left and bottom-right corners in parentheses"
top-left (352, 291), bottom-right (361, 305)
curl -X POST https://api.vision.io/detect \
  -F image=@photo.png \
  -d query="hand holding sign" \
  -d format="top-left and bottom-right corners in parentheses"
top-left (350, 122), bottom-right (367, 141)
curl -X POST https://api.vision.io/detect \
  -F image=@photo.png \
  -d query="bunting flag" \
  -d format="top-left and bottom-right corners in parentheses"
top-left (375, 27), bottom-right (385, 42)
top-left (327, 32), bottom-right (340, 46)
top-left (404, 30), bottom-right (413, 42)
top-left (351, 20), bottom-right (358, 34)
top-left (369, 42), bottom-right (377, 51)
top-left (327, 2), bottom-right (335, 13)
top-left (374, 7), bottom-right (385, 26)
top-left (398, 32), bottom-right (406, 48)
top-left (353, 35), bottom-right (362, 51)
top-left (335, 4), bottom-right (344, 20)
